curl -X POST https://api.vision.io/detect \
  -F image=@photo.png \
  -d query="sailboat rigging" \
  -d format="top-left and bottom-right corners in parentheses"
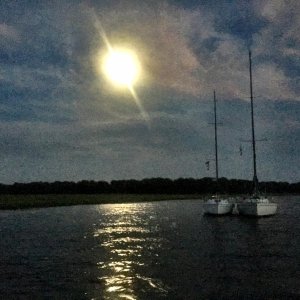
top-left (203, 91), bottom-right (233, 215)
top-left (237, 51), bottom-right (277, 216)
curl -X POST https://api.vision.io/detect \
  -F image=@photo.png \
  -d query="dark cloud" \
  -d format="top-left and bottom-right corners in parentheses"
top-left (0, 0), bottom-right (299, 183)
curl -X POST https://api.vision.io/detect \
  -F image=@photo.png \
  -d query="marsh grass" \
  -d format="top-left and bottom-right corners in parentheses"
top-left (0, 194), bottom-right (203, 210)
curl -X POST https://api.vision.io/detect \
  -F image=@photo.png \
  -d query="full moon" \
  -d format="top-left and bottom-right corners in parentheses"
top-left (103, 49), bottom-right (140, 87)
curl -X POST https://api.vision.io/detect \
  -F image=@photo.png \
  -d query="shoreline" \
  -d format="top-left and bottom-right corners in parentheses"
top-left (0, 194), bottom-right (204, 210)
top-left (0, 193), bottom-right (298, 211)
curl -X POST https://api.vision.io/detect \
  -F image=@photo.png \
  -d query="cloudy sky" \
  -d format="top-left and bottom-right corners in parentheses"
top-left (0, 0), bottom-right (299, 184)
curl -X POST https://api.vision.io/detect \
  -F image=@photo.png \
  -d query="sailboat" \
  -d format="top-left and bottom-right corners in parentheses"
top-left (203, 91), bottom-right (233, 215)
top-left (237, 51), bottom-right (277, 217)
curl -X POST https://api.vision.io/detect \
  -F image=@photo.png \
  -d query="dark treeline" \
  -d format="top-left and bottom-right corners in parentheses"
top-left (0, 177), bottom-right (299, 195)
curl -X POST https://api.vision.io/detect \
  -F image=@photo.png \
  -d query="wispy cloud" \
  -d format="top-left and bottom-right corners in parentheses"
top-left (251, 0), bottom-right (300, 100)
top-left (0, 23), bottom-right (19, 40)
top-left (0, 0), bottom-right (299, 183)
top-left (83, 1), bottom-right (299, 101)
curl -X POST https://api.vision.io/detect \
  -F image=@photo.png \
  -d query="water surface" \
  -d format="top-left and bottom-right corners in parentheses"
top-left (0, 196), bottom-right (299, 299)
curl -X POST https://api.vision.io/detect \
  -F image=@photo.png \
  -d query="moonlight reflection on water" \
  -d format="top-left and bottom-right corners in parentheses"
top-left (93, 204), bottom-right (169, 300)
top-left (0, 197), bottom-right (299, 299)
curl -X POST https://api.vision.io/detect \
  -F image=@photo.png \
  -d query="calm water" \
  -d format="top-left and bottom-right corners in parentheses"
top-left (0, 196), bottom-right (299, 299)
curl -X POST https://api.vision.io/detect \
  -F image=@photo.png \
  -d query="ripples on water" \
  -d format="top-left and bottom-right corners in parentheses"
top-left (92, 204), bottom-right (169, 300)
top-left (0, 196), bottom-right (300, 299)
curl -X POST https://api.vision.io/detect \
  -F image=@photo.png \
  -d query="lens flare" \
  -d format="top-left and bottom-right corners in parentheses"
top-left (91, 10), bottom-right (150, 123)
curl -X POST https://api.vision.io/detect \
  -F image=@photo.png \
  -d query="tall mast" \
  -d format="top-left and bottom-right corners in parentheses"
top-left (249, 51), bottom-right (259, 194)
top-left (214, 90), bottom-right (219, 184)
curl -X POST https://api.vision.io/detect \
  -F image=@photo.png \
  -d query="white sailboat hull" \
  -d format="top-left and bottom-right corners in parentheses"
top-left (203, 201), bottom-right (233, 215)
top-left (237, 199), bottom-right (277, 216)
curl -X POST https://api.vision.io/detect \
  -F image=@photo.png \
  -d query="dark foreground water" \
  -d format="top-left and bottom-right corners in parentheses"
top-left (0, 196), bottom-right (299, 299)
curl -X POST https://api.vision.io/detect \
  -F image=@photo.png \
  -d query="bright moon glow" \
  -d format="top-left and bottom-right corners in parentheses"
top-left (103, 49), bottom-right (140, 87)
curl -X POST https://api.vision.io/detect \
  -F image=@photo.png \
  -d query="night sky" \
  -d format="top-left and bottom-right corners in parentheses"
top-left (0, 0), bottom-right (299, 184)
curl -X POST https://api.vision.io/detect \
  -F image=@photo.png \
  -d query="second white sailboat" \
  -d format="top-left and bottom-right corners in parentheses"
top-left (237, 51), bottom-right (277, 217)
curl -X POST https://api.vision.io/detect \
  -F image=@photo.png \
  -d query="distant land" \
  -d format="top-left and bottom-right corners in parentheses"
top-left (1, 177), bottom-right (299, 195)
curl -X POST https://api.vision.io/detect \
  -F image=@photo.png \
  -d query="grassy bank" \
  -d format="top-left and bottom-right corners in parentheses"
top-left (0, 194), bottom-right (204, 210)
